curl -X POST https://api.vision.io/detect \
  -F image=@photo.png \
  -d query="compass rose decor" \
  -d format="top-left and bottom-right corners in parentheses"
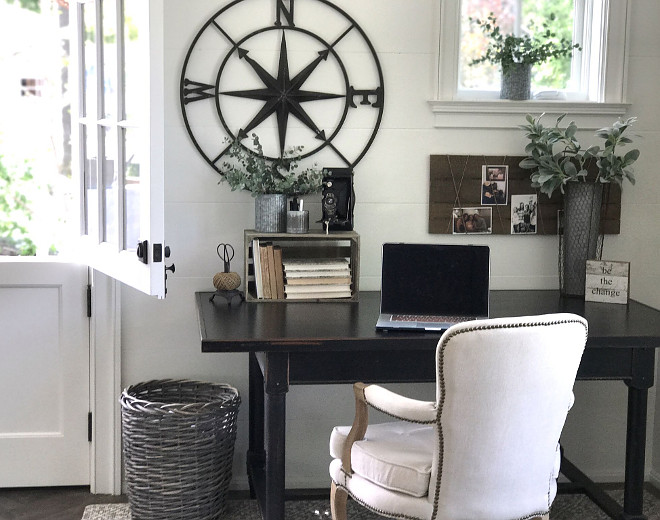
top-left (180, 0), bottom-right (384, 174)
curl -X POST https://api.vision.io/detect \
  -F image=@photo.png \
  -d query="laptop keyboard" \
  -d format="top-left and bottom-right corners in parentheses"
top-left (391, 314), bottom-right (477, 323)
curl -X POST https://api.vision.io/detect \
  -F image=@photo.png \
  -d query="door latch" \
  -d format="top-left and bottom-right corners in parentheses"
top-left (136, 240), bottom-right (148, 264)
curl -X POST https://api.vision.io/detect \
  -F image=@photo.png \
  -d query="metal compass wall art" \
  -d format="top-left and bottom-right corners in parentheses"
top-left (180, 0), bottom-right (384, 174)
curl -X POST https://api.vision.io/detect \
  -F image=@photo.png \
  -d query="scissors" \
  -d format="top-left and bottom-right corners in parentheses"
top-left (217, 243), bottom-right (235, 273)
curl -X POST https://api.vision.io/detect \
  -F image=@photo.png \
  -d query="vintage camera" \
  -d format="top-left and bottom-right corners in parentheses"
top-left (321, 168), bottom-right (354, 231)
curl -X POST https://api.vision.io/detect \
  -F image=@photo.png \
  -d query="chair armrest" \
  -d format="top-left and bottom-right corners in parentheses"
top-left (340, 382), bottom-right (436, 475)
top-left (341, 382), bottom-right (370, 474)
top-left (362, 384), bottom-right (436, 423)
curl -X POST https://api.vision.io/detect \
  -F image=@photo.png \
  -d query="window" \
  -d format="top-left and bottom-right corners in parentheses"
top-left (430, 0), bottom-right (630, 128)
top-left (459, 0), bottom-right (580, 99)
top-left (71, 0), bottom-right (166, 298)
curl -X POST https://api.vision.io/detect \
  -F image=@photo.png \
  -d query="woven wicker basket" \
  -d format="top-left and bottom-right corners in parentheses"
top-left (120, 379), bottom-right (241, 520)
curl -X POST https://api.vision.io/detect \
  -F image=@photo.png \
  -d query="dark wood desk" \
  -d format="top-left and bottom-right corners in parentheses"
top-left (197, 290), bottom-right (660, 520)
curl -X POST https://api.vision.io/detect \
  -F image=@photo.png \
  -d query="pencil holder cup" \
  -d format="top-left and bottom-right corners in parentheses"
top-left (287, 210), bottom-right (309, 233)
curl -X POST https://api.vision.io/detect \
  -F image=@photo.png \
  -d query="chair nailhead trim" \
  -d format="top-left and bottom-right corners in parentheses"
top-left (431, 317), bottom-right (588, 520)
top-left (365, 401), bottom-right (436, 425)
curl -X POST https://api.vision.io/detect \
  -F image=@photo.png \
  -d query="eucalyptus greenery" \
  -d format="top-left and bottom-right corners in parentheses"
top-left (519, 113), bottom-right (640, 198)
top-left (469, 13), bottom-right (581, 76)
top-left (219, 134), bottom-right (324, 197)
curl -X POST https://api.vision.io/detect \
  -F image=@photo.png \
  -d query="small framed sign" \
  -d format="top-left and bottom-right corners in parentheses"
top-left (585, 260), bottom-right (630, 304)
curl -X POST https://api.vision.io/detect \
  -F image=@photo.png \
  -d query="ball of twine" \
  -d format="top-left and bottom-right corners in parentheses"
top-left (213, 272), bottom-right (241, 291)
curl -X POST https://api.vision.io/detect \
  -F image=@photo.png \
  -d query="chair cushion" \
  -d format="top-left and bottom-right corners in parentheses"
top-left (330, 422), bottom-right (434, 498)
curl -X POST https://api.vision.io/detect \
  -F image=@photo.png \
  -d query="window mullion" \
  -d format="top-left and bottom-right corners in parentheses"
top-left (571, 0), bottom-right (586, 95)
top-left (115, 0), bottom-right (126, 251)
top-left (588, 0), bottom-right (607, 102)
top-left (95, 0), bottom-right (104, 245)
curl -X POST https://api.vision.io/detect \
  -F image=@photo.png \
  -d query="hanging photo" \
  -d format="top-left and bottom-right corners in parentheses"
top-left (481, 165), bottom-right (508, 205)
top-left (453, 207), bottom-right (493, 234)
top-left (511, 194), bottom-right (538, 234)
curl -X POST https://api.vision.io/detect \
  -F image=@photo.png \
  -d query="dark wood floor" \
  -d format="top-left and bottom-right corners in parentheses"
top-left (0, 487), bottom-right (127, 520)
top-left (4, 484), bottom-right (660, 520)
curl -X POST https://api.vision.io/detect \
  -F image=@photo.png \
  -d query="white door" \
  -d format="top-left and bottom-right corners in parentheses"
top-left (0, 0), bottom-right (166, 490)
top-left (71, 0), bottom-right (167, 298)
top-left (0, 259), bottom-right (90, 487)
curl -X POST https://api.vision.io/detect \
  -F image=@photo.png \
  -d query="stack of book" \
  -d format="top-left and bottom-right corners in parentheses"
top-left (251, 239), bottom-right (285, 299)
top-left (283, 258), bottom-right (352, 299)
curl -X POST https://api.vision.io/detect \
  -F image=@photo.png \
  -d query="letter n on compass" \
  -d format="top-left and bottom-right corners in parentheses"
top-left (276, 0), bottom-right (294, 27)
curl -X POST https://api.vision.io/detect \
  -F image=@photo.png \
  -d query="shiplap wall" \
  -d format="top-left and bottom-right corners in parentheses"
top-left (119, 0), bottom-right (660, 489)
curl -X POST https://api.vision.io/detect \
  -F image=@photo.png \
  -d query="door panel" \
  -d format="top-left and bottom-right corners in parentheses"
top-left (0, 260), bottom-right (89, 487)
top-left (72, 0), bottom-right (166, 299)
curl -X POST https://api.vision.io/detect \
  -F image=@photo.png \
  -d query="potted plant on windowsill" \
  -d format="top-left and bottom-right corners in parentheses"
top-left (219, 134), bottom-right (324, 233)
top-left (519, 113), bottom-right (640, 296)
top-left (469, 13), bottom-right (581, 100)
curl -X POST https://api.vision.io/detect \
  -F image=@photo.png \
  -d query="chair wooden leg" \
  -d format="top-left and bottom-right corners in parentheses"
top-left (331, 481), bottom-right (348, 520)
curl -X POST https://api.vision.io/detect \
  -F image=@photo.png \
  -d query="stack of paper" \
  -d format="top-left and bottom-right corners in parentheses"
top-left (283, 258), bottom-right (352, 299)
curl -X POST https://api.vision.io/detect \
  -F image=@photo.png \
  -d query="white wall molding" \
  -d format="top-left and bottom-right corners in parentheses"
top-left (428, 100), bottom-right (631, 130)
top-left (89, 270), bottom-right (122, 495)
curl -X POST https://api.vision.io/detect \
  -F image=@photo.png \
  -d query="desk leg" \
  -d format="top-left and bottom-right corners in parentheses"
top-left (623, 385), bottom-right (648, 520)
top-left (248, 353), bottom-right (265, 499)
top-left (265, 352), bottom-right (288, 520)
top-left (248, 352), bottom-right (289, 520)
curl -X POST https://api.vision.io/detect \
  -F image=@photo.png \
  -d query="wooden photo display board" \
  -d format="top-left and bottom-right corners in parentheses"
top-left (429, 155), bottom-right (621, 235)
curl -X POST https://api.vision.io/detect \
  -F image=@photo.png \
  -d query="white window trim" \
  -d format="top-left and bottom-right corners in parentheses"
top-left (429, 0), bottom-right (631, 129)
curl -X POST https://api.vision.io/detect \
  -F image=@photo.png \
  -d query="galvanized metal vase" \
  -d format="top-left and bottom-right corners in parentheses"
top-left (559, 183), bottom-right (604, 297)
top-left (255, 194), bottom-right (287, 233)
top-left (500, 63), bottom-right (532, 100)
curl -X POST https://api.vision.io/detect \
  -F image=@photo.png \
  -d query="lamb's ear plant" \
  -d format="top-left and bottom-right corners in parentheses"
top-left (519, 113), bottom-right (640, 198)
top-left (219, 134), bottom-right (324, 197)
top-left (594, 118), bottom-right (640, 185)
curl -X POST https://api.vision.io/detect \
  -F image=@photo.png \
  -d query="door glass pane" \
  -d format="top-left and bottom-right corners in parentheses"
top-left (102, 127), bottom-right (118, 245)
top-left (102, 0), bottom-right (117, 119)
top-left (84, 125), bottom-right (98, 240)
top-left (123, 127), bottom-right (141, 251)
top-left (123, 0), bottom-right (147, 122)
top-left (82, 2), bottom-right (97, 118)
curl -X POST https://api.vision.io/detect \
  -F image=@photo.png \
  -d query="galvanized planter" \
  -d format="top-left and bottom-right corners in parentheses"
top-left (255, 194), bottom-right (287, 233)
top-left (559, 183), bottom-right (604, 297)
top-left (500, 63), bottom-right (532, 100)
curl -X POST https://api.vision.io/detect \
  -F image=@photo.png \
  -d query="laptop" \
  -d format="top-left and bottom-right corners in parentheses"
top-left (375, 243), bottom-right (490, 331)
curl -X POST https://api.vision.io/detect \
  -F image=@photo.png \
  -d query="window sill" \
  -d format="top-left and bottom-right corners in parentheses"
top-left (427, 100), bottom-right (631, 130)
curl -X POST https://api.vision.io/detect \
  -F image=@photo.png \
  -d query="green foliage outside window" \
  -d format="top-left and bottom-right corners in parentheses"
top-left (0, 156), bottom-right (37, 256)
top-left (462, 0), bottom-right (577, 91)
top-left (4, 0), bottom-right (40, 13)
top-left (524, 0), bottom-right (576, 89)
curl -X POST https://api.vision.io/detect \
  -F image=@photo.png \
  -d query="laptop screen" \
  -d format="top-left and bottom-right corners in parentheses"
top-left (380, 243), bottom-right (490, 317)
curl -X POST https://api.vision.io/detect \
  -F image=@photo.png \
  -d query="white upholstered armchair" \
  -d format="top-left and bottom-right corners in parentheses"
top-left (329, 314), bottom-right (588, 520)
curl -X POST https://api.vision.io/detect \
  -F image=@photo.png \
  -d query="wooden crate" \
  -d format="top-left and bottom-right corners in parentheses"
top-left (243, 229), bottom-right (360, 302)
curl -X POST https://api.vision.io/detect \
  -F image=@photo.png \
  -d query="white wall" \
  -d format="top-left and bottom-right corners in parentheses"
top-left (120, 0), bottom-right (660, 489)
